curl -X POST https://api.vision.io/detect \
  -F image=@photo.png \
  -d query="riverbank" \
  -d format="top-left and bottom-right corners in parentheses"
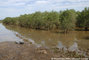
top-left (0, 42), bottom-right (54, 60)
top-left (0, 41), bottom-right (88, 60)
top-left (0, 20), bottom-right (2, 23)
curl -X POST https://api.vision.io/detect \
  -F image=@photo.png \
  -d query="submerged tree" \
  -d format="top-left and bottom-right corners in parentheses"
top-left (45, 11), bottom-right (60, 30)
top-left (77, 8), bottom-right (89, 31)
top-left (60, 9), bottom-right (77, 33)
top-left (76, 7), bottom-right (89, 31)
top-left (3, 7), bottom-right (89, 32)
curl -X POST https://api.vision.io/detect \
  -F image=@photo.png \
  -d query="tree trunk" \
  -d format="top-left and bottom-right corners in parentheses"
top-left (85, 27), bottom-right (88, 31)
top-left (64, 29), bottom-right (68, 33)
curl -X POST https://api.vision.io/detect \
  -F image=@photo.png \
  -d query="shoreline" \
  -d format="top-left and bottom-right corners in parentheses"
top-left (0, 41), bottom-right (54, 60)
top-left (0, 41), bottom-right (88, 60)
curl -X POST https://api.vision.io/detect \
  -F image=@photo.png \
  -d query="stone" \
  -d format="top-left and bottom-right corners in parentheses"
top-left (37, 49), bottom-right (47, 54)
top-left (15, 41), bottom-right (24, 44)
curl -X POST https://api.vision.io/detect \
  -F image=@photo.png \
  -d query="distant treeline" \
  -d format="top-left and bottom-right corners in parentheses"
top-left (3, 7), bottom-right (89, 32)
top-left (0, 20), bottom-right (2, 23)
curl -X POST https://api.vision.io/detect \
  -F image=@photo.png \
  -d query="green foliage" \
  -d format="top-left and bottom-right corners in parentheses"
top-left (60, 9), bottom-right (77, 32)
top-left (3, 17), bottom-right (19, 25)
top-left (3, 7), bottom-right (89, 31)
top-left (0, 20), bottom-right (2, 23)
top-left (18, 14), bottom-right (30, 27)
top-left (3, 11), bottom-right (60, 30)
top-left (76, 7), bottom-right (89, 29)
top-left (47, 11), bottom-right (60, 30)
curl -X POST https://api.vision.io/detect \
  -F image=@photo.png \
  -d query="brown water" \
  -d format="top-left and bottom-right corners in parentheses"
top-left (0, 23), bottom-right (89, 51)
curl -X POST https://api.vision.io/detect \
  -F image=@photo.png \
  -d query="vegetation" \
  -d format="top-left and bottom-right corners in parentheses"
top-left (0, 20), bottom-right (2, 23)
top-left (3, 11), bottom-right (60, 30)
top-left (76, 7), bottom-right (89, 31)
top-left (3, 7), bottom-right (89, 32)
top-left (60, 9), bottom-right (77, 32)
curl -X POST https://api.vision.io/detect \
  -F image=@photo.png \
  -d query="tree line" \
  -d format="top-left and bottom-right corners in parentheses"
top-left (3, 7), bottom-right (89, 32)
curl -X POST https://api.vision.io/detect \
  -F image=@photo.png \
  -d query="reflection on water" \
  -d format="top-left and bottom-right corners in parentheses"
top-left (57, 41), bottom-right (79, 52)
top-left (68, 42), bottom-right (79, 51)
top-left (0, 23), bottom-right (22, 42)
top-left (57, 41), bottom-right (65, 49)
top-left (0, 23), bottom-right (89, 51)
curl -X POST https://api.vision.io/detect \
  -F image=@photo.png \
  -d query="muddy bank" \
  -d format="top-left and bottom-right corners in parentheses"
top-left (0, 42), bottom-right (55, 60)
top-left (0, 42), bottom-right (88, 60)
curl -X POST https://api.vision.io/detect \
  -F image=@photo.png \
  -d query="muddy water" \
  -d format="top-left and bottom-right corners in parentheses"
top-left (0, 23), bottom-right (89, 51)
top-left (0, 23), bottom-right (23, 42)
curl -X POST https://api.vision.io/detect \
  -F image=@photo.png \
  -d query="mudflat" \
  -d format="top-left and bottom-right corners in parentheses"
top-left (0, 42), bottom-right (54, 60)
top-left (0, 41), bottom-right (88, 60)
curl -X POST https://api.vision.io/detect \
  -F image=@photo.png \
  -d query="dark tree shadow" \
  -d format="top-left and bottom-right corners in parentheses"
top-left (75, 28), bottom-right (89, 31)
top-left (83, 36), bottom-right (89, 40)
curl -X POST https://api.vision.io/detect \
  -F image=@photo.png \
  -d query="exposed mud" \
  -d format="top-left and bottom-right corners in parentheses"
top-left (0, 42), bottom-right (88, 60)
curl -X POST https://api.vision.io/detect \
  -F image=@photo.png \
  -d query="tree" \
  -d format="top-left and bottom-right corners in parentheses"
top-left (48, 11), bottom-right (60, 30)
top-left (60, 9), bottom-right (77, 33)
top-left (18, 14), bottom-right (30, 27)
top-left (76, 7), bottom-right (89, 31)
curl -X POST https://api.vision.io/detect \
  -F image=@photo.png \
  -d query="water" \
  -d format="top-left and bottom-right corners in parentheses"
top-left (0, 23), bottom-right (89, 51)
top-left (0, 23), bottom-right (23, 42)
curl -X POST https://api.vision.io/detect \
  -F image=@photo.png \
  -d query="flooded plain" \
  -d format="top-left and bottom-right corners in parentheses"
top-left (0, 23), bottom-right (89, 52)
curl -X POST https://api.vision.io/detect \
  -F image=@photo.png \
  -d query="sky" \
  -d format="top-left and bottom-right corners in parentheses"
top-left (0, 0), bottom-right (89, 19)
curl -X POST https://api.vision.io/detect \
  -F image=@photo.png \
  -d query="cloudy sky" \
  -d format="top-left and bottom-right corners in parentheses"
top-left (0, 0), bottom-right (89, 19)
